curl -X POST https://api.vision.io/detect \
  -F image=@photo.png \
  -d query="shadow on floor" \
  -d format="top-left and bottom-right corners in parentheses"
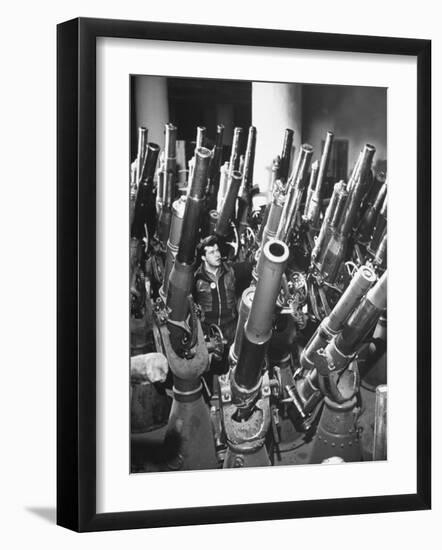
top-left (26, 507), bottom-right (56, 524)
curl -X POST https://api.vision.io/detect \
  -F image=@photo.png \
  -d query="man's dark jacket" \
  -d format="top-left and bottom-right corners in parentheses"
top-left (194, 260), bottom-right (252, 340)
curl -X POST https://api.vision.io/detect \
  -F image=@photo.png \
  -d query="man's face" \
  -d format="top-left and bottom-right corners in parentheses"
top-left (203, 244), bottom-right (221, 268)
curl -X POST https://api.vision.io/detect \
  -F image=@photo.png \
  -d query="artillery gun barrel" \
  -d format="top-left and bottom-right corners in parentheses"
top-left (307, 131), bottom-right (334, 227)
top-left (302, 271), bottom-right (386, 406)
top-left (261, 183), bottom-right (285, 248)
top-left (132, 142), bottom-right (160, 238)
top-left (164, 123), bottom-right (177, 174)
top-left (208, 210), bottom-right (219, 235)
top-left (315, 131), bottom-right (334, 197)
top-left (237, 126), bottom-right (257, 232)
top-left (301, 265), bottom-right (376, 369)
top-left (303, 159), bottom-right (319, 221)
top-left (373, 385), bottom-right (388, 460)
top-left (364, 169), bottom-right (386, 211)
top-left (231, 287), bottom-right (255, 364)
top-left (277, 144), bottom-right (313, 241)
top-left (347, 151), bottom-right (362, 193)
top-left (311, 180), bottom-right (345, 264)
top-left (161, 170), bottom-right (174, 208)
top-left (340, 144), bottom-right (376, 236)
top-left (229, 127), bottom-right (243, 173)
top-left (166, 147), bottom-right (211, 324)
top-left (328, 265), bottom-right (377, 332)
top-left (356, 181), bottom-right (387, 244)
top-left (373, 230), bottom-right (387, 270)
top-left (234, 240), bottom-right (289, 392)
top-left (329, 184), bottom-right (349, 230)
top-left (279, 128), bottom-right (294, 183)
top-left (196, 126), bottom-right (206, 149)
top-left (210, 124), bottom-right (225, 179)
top-left (207, 124), bottom-right (225, 211)
top-left (136, 126), bottom-right (148, 183)
top-left (139, 142), bottom-right (160, 183)
top-left (335, 271), bottom-right (387, 356)
top-left (215, 171), bottom-right (242, 238)
top-left (216, 162), bottom-right (230, 211)
top-left (157, 170), bottom-right (175, 246)
top-left (160, 196), bottom-right (186, 298)
top-left (176, 147), bottom-right (212, 265)
top-left (240, 126), bottom-right (256, 192)
top-left (129, 163), bottom-right (137, 228)
top-left (269, 156), bottom-right (280, 196)
top-left (368, 193), bottom-right (387, 256)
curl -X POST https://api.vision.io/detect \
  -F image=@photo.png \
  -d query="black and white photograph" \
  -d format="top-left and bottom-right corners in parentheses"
top-left (0, 0), bottom-right (435, 543)
top-left (129, 75), bottom-right (388, 473)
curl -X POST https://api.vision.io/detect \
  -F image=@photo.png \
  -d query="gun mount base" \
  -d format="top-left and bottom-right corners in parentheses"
top-left (164, 380), bottom-right (218, 471)
top-left (219, 372), bottom-right (272, 468)
top-left (308, 395), bottom-right (362, 464)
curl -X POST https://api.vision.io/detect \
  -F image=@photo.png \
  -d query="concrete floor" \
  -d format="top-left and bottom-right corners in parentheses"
top-left (130, 385), bottom-right (379, 473)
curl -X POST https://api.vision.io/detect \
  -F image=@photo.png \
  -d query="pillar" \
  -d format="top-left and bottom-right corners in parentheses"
top-left (252, 82), bottom-right (303, 196)
top-left (134, 76), bottom-right (170, 151)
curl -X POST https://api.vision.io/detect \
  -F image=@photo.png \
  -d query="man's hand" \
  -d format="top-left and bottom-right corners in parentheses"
top-left (130, 352), bottom-right (168, 384)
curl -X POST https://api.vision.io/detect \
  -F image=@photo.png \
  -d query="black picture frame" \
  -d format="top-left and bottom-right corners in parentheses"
top-left (57, 17), bottom-right (431, 532)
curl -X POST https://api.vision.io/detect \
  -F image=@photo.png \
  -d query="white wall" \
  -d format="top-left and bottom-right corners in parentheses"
top-left (252, 82), bottom-right (303, 190)
top-left (0, 1), bottom-right (439, 548)
top-left (302, 84), bottom-right (387, 171)
top-left (133, 76), bottom-right (169, 151)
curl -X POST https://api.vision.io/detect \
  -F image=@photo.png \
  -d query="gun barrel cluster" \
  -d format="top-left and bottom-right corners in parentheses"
top-left (129, 106), bottom-right (388, 472)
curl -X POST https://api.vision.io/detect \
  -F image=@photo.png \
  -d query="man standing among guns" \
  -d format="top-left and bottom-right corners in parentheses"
top-left (194, 235), bottom-right (252, 376)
